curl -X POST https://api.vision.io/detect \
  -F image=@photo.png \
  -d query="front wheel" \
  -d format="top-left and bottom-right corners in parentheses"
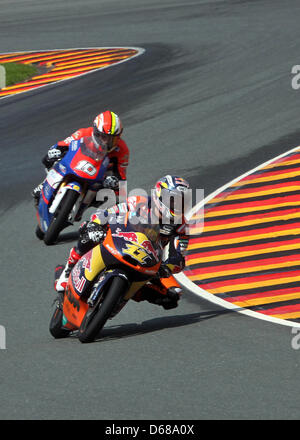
top-left (78, 276), bottom-right (128, 343)
top-left (35, 225), bottom-right (44, 240)
top-left (49, 298), bottom-right (71, 339)
top-left (44, 190), bottom-right (79, 245)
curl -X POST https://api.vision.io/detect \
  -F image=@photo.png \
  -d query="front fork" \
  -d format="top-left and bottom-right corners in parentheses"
top-left (87, 274), bottom-right (147, 319)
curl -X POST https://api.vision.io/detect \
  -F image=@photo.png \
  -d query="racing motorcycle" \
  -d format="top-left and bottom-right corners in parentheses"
top-left (49, 216), bottom-right (163, 343)
top-left (35, 136), bottom-right (111, 245)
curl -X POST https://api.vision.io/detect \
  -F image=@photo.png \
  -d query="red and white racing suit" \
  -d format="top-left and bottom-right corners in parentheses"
top-left (42, 126), bottom-right (129, 181)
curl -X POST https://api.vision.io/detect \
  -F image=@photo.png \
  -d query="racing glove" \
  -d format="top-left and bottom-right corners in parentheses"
top-left (48, 148), bottom-right (62, 160)
top-left (42, 144), bottom-right (63, 170)
top-left (174, 235), bottom-right (189, 255)
top-left (79, 221), bottom-right (107, 244)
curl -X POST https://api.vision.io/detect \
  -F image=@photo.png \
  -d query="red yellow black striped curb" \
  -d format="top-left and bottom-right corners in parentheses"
top-left (0, 47), bottom-right (144, 98)
top-left (182, 146), bottom-right (300, 326)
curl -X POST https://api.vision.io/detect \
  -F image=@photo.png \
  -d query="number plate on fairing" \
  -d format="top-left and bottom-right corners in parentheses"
top-left (46, 169), bottom-right (63, 189)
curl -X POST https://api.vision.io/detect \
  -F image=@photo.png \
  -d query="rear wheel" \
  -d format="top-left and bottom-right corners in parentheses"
top-left (44, 190), bottom-right (79, 245)
top-left (78, 276), bottom-right (128, 343)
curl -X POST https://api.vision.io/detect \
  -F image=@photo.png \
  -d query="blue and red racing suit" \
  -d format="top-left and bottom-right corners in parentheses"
top-left (43, 126), bottom-right (129, 181)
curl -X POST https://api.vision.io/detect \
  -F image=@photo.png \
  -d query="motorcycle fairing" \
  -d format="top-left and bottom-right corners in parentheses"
top-left (36, 167), bottom-right (64, 231)
top-left (69, 245), bottom-right (108, 298)
top-left (37, 137), bottom-right (109, 233)
top-left (63, 267), bottom-right (147, 330)
top-left (62, 246), bottom-right (107, 330)
top-left (63, 284), bottom-right (88, 330)
top-left (61, 221), bottom-right (164, 332)
top-left (63, 247), bottom-right (123, 329)
top-left (60, 139), bottom-right (110, 182)
top-left (105, 224), bottom-right (162, 276)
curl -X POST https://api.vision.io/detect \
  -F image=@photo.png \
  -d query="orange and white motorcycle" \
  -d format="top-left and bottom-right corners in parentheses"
top-left (49, 217), bottom-right (164, 343)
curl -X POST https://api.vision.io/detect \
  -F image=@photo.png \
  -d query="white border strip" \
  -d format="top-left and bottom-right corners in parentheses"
top-left (0, 46), bottom-right (145, 101)
top-left (176, 144), bottom-right (300, 328)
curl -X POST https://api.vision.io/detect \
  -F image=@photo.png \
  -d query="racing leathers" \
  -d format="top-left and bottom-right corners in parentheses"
top-left (43, 126), bottom-right (129, 181)
top-left (33, 126), bottom-right (129, 204)
top-left (55, 195), bottom-right (189, 310)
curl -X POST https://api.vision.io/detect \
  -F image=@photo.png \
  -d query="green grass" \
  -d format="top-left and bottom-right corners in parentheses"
top-left (0, 62), bottom-right (38, 87)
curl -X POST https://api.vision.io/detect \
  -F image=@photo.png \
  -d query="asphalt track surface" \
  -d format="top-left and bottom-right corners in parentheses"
top-left (1, 0), bottom-right (300, 421)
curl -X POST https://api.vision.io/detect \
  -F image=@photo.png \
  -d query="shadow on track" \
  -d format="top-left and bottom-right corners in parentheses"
top-left (93, 308), bottom-right (234, 343)
top-left (48, 287), bottom-right (238, 344)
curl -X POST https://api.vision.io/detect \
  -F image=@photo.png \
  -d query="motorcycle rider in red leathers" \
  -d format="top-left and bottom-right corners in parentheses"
top-left (32, 110), bottom-right (129, 204)
top-left (55, 175), bottom-right (191, 310)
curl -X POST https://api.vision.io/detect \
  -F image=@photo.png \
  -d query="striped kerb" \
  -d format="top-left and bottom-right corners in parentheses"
top-left (184, 147), bottom-right (300, 323)
top-left (0, 48), bottom-right (140, 98)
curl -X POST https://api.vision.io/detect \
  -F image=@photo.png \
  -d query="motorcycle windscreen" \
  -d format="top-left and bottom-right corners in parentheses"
top-left (62, 137), bottom-right (109, 182)
top-left (108, 221), bottom-right (163, 271)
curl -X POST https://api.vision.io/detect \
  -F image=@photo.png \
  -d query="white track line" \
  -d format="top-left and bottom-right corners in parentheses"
top-left (175, 144), bottom-right (300, 328)
top-left (0, 46), bottom-right (145, 101)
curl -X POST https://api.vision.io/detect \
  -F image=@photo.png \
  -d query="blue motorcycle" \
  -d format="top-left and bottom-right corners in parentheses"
top-left (35, 136), bottom-right (110, 245)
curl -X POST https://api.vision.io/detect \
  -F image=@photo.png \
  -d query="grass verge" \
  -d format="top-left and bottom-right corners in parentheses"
top-left (0, 63), bottom-right (38, 87)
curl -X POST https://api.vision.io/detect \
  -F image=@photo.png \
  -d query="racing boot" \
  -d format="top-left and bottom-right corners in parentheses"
top-left (133, 282), bottom-right (182, 310)
top-left (158, 275), bottom-right (182, 309)
top-left (55, 247), bottom-right (82, 292)
top-left (53, 265), bottom-right (65, 306)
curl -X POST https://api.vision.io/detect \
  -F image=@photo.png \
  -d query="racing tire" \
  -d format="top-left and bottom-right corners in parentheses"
top-left (44, 190), bottom-right (79, 246)
top-left (78, 276), bottom-right (128, 343)
top-left (49, 300), bottom-right (71, 339)
top-left (35, 225), bottom-right (44, 240)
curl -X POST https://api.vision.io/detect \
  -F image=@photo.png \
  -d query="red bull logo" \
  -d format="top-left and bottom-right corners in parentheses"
top-left (141, 239), bottom-right (158, 261)
top-left (112, 228), bottom-right (158, 260)
top-left (112, 230), bottom-right (139, 242)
